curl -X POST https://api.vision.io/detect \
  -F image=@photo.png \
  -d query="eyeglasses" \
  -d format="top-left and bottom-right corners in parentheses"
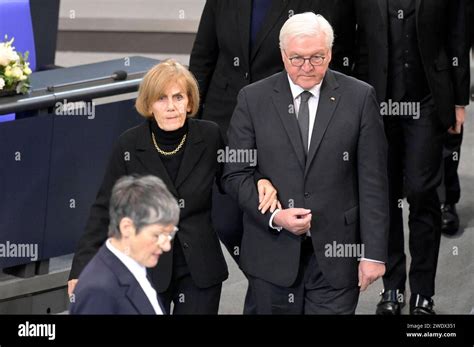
top-left (284, 50), bottom-right (327, 67)
top-left (156, 226), bottom-right (179, 243)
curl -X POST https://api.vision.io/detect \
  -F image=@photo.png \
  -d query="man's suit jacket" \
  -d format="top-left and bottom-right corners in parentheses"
top-left (189, 0), bottom-right (355, 141)
top-left (469, 0), bottom-right (474, 49)
top-left (354, 0), bottom-right (471, 129)
top-left (69, 119), bottom-right (229, 292)
top-left (222, 70), bottom-right (389, 289)
top-left (70, 244), bottom-right (165, 314)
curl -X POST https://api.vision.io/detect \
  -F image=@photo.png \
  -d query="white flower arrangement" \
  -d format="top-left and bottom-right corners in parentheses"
top-left (0, 35), bottom-right (32, 95)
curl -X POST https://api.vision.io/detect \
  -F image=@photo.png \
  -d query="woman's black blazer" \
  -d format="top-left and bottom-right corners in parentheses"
top-left (69, 118), bottom-right (229, 292)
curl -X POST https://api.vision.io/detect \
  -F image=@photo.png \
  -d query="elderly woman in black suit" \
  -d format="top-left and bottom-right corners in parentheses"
top-left (67, 60), bottom-right (280, 314)
top-left (70, 175), bottom-right (178, 315)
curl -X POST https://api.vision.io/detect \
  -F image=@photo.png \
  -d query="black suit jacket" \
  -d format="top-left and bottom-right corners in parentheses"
top-left (189, 0), bottom-right (355, 141)
top-left (70, 244), bottom-right (166, 314)
top-left (354, 0), bottom-right (471, 129)
top-left (70, 119), bottom-right (229, 292)
top-left (222, 70), bottom-right (389, 289)
top-left (469, 0), bottom-right (474, 49)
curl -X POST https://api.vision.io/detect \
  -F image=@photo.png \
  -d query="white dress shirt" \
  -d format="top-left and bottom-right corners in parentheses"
top-left (106, 239), bottom-right (163, 315)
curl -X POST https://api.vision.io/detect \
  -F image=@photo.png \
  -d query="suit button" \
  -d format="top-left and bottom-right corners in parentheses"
top-left (304, 192), bottom-right (310, 198)
top-left (183, 242), bottom-right (189, 249)
top-left (404, 63), bottom-right (409, 68)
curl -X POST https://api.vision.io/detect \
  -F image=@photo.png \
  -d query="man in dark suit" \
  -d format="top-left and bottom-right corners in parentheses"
top-left (190, 0), bottom-right (355, 140)
top-left (189, 0), bottom-right (356, 266)
top-left (354, 0), bottom-right (470, 314)
top-left (222, 12), bottom-right (389, 314)
top-left (442, 0), bottom-right (474, 235)
top-left (471, 0), bottom-right (474, 50)
top-left (441, 0), bottom-right (474, 232)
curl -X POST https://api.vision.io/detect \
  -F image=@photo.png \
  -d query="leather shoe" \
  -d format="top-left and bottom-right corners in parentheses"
top-left (441, 203), bottom-right (459, 235)
top-left (410, 294), bottom-right (435, 315)
top-left (376, 289), bottom-right (405, 315)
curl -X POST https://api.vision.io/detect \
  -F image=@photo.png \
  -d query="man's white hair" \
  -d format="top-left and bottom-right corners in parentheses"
top-left (279, 12), bottom-right (334, 50)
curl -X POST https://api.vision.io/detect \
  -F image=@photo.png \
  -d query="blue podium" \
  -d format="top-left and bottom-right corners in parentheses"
top-left (0, 56), bottom-right (159, 274)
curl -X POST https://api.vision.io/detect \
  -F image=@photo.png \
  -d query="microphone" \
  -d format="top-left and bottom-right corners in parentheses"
top-left (44, 70), bottom-right (128, 92)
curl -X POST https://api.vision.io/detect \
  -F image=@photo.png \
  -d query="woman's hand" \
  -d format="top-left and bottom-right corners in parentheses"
top-left (68, 279), bottom-right (78, 297)
top-left (257, 179), bottom-right (282, 214)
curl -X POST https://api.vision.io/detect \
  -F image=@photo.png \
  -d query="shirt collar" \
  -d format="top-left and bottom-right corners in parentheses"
top-left (106, 238), bottom-right (147, 279)
top-left (287, 74), bottom-right (322, 100)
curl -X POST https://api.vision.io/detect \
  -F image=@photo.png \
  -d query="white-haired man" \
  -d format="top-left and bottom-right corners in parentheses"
top-left (223, 12), bottom-right (389, 314)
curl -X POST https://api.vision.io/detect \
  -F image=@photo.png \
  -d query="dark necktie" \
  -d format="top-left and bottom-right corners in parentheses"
top-left (298, 91), bottom-right (312, 153)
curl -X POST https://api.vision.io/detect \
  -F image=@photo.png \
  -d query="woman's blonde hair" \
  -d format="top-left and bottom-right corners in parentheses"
top-left (135, 59), bottom-right (200, 118)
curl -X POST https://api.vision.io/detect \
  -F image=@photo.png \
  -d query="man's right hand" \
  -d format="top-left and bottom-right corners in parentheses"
top-left (68, 279), bottom-right (78, 297)
top-left (273, 208), bottom-right (312, 235)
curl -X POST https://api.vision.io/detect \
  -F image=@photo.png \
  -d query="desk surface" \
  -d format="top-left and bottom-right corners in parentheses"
top-left (0, 56), bottom-right (160, 115)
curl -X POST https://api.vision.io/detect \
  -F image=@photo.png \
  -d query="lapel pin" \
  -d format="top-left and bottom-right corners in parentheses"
top-left (330, 97), bottom-right (336, 101)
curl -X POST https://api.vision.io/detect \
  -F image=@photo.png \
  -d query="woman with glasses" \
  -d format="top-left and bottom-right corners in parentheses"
top-left (68, 60), bottom-right (280, 314)
top-left (70, 175), bottom-right (179, 315)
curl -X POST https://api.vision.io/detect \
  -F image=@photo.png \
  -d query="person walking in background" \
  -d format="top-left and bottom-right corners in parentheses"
top-left (439, 0), bottom-right (473, 236)
top-left (354, 0), bottom-right (470, 315)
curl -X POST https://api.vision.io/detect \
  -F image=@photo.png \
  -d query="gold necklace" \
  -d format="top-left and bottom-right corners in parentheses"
top-left (151, 132), bottom-right (187, 156)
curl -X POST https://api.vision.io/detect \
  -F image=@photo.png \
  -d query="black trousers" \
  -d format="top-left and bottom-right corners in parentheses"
top-left (159, 238), bottom-right (222, 314)
top-left (212, 184), bottom-right (257, 314)
top-left (212, 184), bottom-right (243, 264)
top-left (382, 95), bottom-right (445, 297)
top-left (441, 129), bottom-right (463, 205)
top-left (247, 238), bottom-right (359, 314)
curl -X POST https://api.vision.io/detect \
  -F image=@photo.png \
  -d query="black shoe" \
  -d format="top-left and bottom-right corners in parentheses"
top-left (441, 204), bottom-right (459, 235)
top-left (376, 289), bottom-right (405, 315)
top-left (410, 294), bottom-right (435, 315)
